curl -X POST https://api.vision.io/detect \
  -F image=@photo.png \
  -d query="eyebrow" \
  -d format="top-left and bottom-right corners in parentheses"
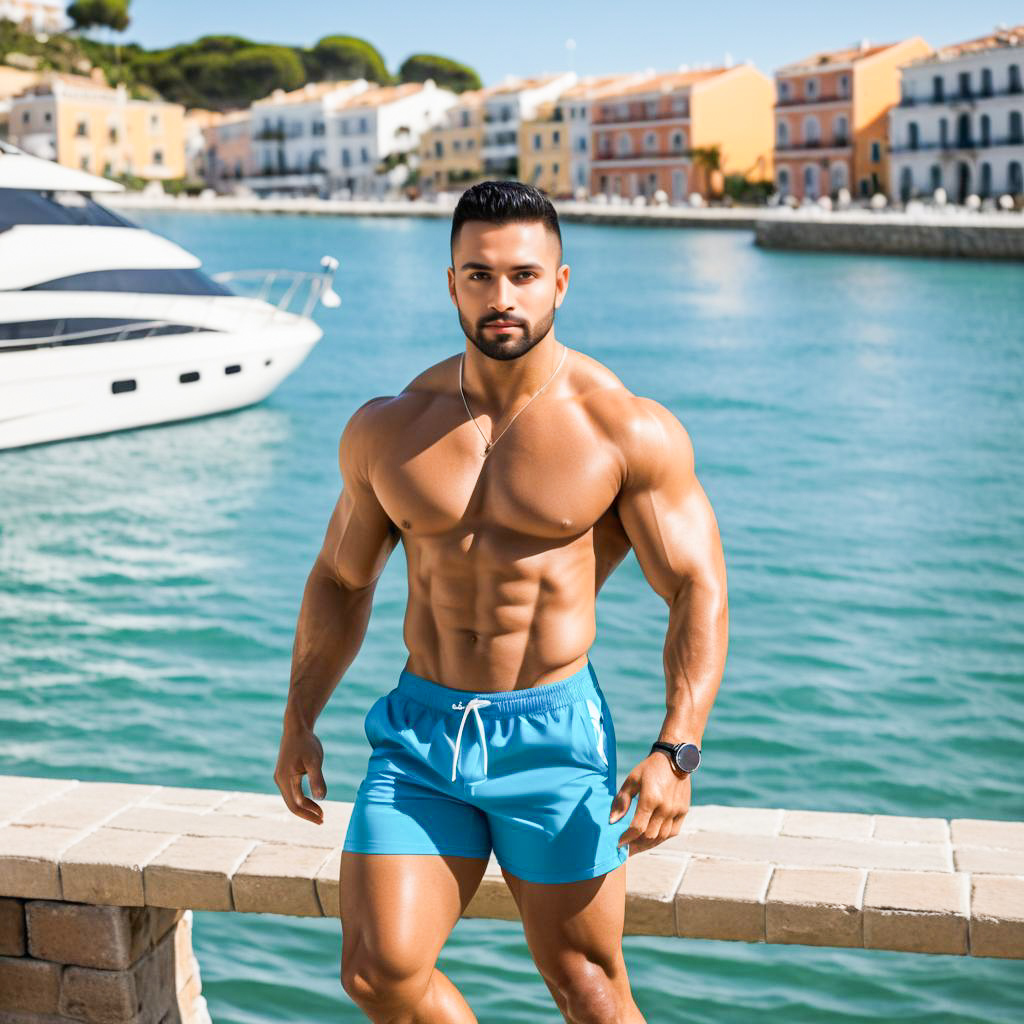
top-left (459, 261), bottom-right (544, 272)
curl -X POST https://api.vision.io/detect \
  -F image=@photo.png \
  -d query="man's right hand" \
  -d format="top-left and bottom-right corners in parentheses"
top-left (274, 722), bottom-right (327, 825)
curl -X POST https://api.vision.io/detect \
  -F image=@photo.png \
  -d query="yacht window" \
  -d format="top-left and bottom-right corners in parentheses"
top-left (24, 268), bottom-right (233, 296)
top-left (0, 318), bottom-right (214, 352)
top-left (0, 188), bottom-right (137, 231)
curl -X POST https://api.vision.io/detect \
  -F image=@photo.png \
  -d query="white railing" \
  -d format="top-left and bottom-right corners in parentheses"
top-left (211, 255), bottom-right (341, 320)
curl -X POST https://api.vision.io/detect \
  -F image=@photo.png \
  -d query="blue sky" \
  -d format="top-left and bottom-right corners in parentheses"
top-left (113, 1), bottom-right (1020, 84)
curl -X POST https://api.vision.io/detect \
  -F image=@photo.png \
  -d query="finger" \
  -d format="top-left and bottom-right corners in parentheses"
top-left (609, 776), bottom-right (639, 823)
top-left (288, 772), bottom-right (323, 823)
top-left (617, 802), bottom-right (657, 846)
top-left (305, 759), bottom-right (327, 800)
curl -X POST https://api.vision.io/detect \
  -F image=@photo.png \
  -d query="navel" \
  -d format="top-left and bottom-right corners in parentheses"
top-left (400, 519), bottom-right (412, 530)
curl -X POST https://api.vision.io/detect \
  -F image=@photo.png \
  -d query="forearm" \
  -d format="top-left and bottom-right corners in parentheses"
top-left (284, 562), bottom-right (376, 730)
top-left (657, 577), bottom-right (728, 747)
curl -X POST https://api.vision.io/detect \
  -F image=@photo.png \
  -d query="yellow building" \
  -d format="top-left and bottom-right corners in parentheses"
top-left (418, 85), bottom-right (503, 193)
top-left (518, 99), bottom-right (571, 197)
top-left (9, 69), bottom-right (186, 180)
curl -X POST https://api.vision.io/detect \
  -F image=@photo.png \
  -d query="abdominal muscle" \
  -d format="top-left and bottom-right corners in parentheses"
top-left (400, 529), bottom-right (599, 692)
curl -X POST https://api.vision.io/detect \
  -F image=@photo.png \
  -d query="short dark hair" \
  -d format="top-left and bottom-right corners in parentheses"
top-left (450, 180), bottom-right (562, 263)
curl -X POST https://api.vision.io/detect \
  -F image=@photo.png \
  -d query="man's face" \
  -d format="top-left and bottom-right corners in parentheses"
top-left (448, 220), bottom-right (569, 361)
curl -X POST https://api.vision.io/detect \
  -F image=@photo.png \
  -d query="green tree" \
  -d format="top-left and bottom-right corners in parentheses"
top-left (686, 144), bottom-right (722, 198)
top-left (67, 0), bottom-right (131, 32)
top-left (398, 54), bottom-right (481, 93)
top-left (309, 35), bottom-right (390, 83)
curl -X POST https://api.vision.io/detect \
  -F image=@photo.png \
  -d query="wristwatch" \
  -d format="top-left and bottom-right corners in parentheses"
top-left (650, 741), bottom-right (701, 777)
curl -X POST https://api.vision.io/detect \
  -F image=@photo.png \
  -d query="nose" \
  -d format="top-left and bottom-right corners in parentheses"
top-left (488, 276), bottom-right (514, 313)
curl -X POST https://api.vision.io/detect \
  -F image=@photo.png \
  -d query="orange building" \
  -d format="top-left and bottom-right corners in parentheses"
top-left (589, 64), bottom-right (774, 202)
top-left (774, 37), bottom-right (932, 200)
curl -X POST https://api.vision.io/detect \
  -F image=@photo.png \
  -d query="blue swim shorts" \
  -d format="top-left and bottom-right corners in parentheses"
top-left (341, 656), bottom-right (636, 884)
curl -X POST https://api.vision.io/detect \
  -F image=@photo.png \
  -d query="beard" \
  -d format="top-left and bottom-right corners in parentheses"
top-left (457, 303), bottom-right (556, 361)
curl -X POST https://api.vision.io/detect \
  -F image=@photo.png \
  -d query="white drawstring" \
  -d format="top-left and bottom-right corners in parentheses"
top-left (450, 698), bottom-right (493, 782)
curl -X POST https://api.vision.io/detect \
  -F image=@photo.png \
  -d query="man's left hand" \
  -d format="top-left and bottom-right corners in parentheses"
top-left (610, 753), bottom-right (692, 855)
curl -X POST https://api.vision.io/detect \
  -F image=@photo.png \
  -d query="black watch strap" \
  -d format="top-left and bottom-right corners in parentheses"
top-left (650, 741), bottom-right (700, 775)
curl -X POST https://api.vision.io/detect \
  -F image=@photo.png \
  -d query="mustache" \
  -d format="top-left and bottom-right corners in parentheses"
top-left (480, 315), bottom-right (527, 327)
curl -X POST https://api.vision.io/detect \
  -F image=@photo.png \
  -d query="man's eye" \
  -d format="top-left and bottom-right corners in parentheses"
top-left (469, 273), bottom-right (488, 280)
top-left (517, 272), bottom-right (535, 280)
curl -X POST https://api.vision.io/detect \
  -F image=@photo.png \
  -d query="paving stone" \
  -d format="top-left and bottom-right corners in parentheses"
top-left (0, 954), bottom-right (62, 1014)
top-left (661, 830), bottom-right (953, 871)
top-left (314, 847), bottom-right (343, 919)
top-left (765, 866), bottom-right (865, 948)
top-left (60, 828), bottom-right (178, 906)
top-left (678, 805), bottom-right (785, 836)
top-left (13, 797), bottom-right (149, 832)
top-left (863, 869), bottom-right (969, 954)
top-left (0, 825), bottom-right (90, 899)
top-left (232, 842), bottom-right (334, 916)
top-left (623, 853), bottom-right (688, 936)
top-left (145, 835), bottom-right (258, 911)
top-left (0, 896), bottom-right (26, 956)
top-left (211, 793), bottom-right (288, 817)
top-left (871, 815), bottom-right (949, 844)
top-left (950, 819), bottom-right (1024, 851)
top-left (0, 776), bottom-right (80, 803)
top-left (675, 857), bottom-right (772, 942)
top-left (953, 846), bottom-right (1024, 875)
top-left (970, 875), bottom-right (1024, 959)
top-left (139, 787), bottom-right (233, 809)
top-left (781, 810), bottom-right (875, 840)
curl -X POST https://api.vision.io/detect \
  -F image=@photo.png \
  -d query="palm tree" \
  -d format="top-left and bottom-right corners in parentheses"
top-left (685, 144), bottom-right (722, 199)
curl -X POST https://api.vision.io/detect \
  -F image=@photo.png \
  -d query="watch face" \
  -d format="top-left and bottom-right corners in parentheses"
top-left (675, 744), bottom-right (701, 772)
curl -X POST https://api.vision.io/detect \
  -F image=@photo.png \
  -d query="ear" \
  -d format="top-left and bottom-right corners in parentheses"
top-left (554, 262), bottom-right (570, 308)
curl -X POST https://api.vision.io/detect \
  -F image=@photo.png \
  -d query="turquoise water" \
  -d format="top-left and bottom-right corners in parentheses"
top-left (2, 211), bottom-right (1023, 1022)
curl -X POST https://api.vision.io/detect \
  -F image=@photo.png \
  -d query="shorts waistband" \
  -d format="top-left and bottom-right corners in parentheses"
top-left (396, 657), bottom-right (600, 716)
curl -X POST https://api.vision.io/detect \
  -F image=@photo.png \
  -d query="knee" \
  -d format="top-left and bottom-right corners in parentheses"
top-left (550, 954), bottom-right (629, 1024)
top-left (340, 950), bottom-right (432, 1015)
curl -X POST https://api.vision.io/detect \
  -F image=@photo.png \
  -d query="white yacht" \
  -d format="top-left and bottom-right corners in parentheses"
top-left (0, 140), bottom-right (340, 451)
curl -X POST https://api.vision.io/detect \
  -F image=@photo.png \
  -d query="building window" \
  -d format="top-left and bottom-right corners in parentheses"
top-left (834, 115), bottom-right (849, 145)
top-left (552, 162), bottom-right (559, 174)
top-left (777, 121), bottom-right (789, 146)
top-left (803, 115), bottom-right (820, 144)
top-left (957, 113), bottom-right (972, 147)
top-left (1009, 65), bottom-right (1022, 94)
top-left (870, 140), bottom-right (880, 162)
top-left (552, 130), bottom-right (560, 145)
top-left (150, 114), bottom-right (161, 133)
top-left (979, 162), bottom-right (992, 197)
top-left (671, 131), bottom-right (685, 152)
top-left (359, 117), bottom-right (368, 132)
top-left (899, 166), bottom-right (913, 202)
top-left (908, 122), bottom-right (919, 150)
top-left (932, 75), bottom-right (944, 102)
top-left (958, 71), bottom-right (972, 99)
top-left (360, 146), bottom-right (369, 163)
top-left (341, 149), bottom-right (351, 168)
top-left (532, 133), bottom-right (542, 151)
top-left (108, 126), bottom-right (117, 143)
top-left (981, 68), bottom-right (994, 97)
top-left (929, 164), bottom-right (942, 191)
top-left (1010, 111), bottom-right (1023, 145)
top-left (776, 166), bottom-right (790, 195)
top-left (434, 140), bottom-right (443, 158)
top-left (779, 80), bottom-right (790, 100)
top-left (939, 117), bottom-right (948, 147)
top-left (805, 77), bottom-right (818, 99)
top-left (616, 132), bottom-right (631, 156)
top-left (803, 163), bottom-right (818, 197)
top-left (76, 118), bottom-right (88, 136)
top-left (644, 131), bottom-right (657, 152)
top-left (1009, 161), bottom-right (1023, 193)
top-left (839, 74), bottom-right (850, 98)
top-left (80, 155), bottom-right (89, 170)
top-left (980, 114), bottom-right (991, 146)
top-left (21, 110), bottom-right (29, 125)
top-left (312, 121), bottom-right (325, 136)
top-left (153, 149), bottom-right (163, 165)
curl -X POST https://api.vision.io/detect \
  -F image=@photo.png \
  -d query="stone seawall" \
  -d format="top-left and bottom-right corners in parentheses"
top-left (2, 774), bottom-right (1023, 1020)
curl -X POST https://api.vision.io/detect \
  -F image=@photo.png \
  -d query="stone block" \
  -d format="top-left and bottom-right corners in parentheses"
top-left (0, 896), bottom-right (26, 956)
top-left (953, 846), bottom-right (1024, 875)
top-left (314, 847), bottom-right (342, 919)
top-left (0, 954), bottom-right (62, 1014)
top-left (0, 825), bottom-right (89, 899)
top-left (232, 843), bottom-right (333, 916)
top-left (970, 875), bottom-right (1024, 959)
top-left (13, 796), bottom-right (147, 832)
top-left (138, 787), bottom-right (233, 809)
top-left (622, 853), bottom-right (688, 936)
top-left (675, 857), bottom-right (772, 942)
top-left (950, 819), bottom-right (1024, 850)
top-left (60, 828), bottom-right (178, 906)
top-left (765, 866), bottom-right (865, 948)
top-left (863, 869), bottom-right (968, 955)
top-left (871, 815), bottom-right (949, 844)
top-left (145, 835), bottom-right (258, 911)
top-left (678, 805), bottom-right (784, 836)
top-left (781, 810), bottom-right (874, 841)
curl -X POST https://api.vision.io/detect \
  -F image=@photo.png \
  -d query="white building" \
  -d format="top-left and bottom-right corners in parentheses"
top-left (245, 79), bottom-right (371, 197)
top-left (482, 72), bottom-right (577, 177)
top-left (329, 79), bottom-right (458, 198)
top-left (0, 0), bottom-right (68, 33)
top-left (889, 24), bottom-right (1024, 202)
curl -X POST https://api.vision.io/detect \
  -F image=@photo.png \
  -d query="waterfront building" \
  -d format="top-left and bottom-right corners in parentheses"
top-left (889, 24), bottom-right (1024, 202)
top-left (590, 64), bottom-right (774, 202)
top-left (327, 80), bottom-right (458, 198)
top-left (481, 72), bottom-right (578, 179)
top-left (245, 79), bottom-right (371, 197)
top-left (774, 36), bottom-right (932, 201)
top-left (196, 109), bottom-right (253, 193)
top-left (417, 84), bottom-right (506, 195)
top-left (8, 69), bottom-right (186, 180)
top-left (0, 0), bottom-right (68, 33)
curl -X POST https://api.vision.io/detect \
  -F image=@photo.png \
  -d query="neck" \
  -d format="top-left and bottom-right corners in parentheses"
top-left (462, 334), bottom-right (564, 412)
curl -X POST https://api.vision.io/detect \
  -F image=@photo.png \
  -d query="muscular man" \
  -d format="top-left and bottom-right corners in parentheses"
top-left (275, 181), bottom-right (728, 1023)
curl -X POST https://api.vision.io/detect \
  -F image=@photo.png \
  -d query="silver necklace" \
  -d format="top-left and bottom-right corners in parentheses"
top-left (459, 344), bottom-right (568, 458)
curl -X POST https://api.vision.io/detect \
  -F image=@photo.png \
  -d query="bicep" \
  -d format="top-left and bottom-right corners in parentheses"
top-left (614, 400), bottom-right (725, 604)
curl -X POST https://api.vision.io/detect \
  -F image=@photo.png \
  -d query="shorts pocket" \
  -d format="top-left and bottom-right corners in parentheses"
top-left (575, 696), bottom-right (611, 774)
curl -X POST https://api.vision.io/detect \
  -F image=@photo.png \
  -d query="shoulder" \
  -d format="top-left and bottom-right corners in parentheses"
top-left (579, 372), bottom-right (694, 489)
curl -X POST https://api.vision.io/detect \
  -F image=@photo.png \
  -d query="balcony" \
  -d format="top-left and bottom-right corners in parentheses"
top-left (775, 92), bottom-right (850, 107)
top-left (899, 85), bottom-right (1024, 107)
top-left (889, 136), bottom-right (1024, 155)
top-left (593, 148), bottom-right (691, 162)
top-left (593, 108), bottom-right (689, 125)
top-left (775, 138), bottom-right (852, 152)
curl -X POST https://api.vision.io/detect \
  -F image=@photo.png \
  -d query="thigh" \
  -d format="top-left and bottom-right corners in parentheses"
top-left (501, 862), bottom-right (631, 1001)
top-left (340, 851), bottom-right (489, 980)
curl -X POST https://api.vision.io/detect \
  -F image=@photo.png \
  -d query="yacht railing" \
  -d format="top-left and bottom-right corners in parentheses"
top-left (211, 255), bottom-right (341, 320)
